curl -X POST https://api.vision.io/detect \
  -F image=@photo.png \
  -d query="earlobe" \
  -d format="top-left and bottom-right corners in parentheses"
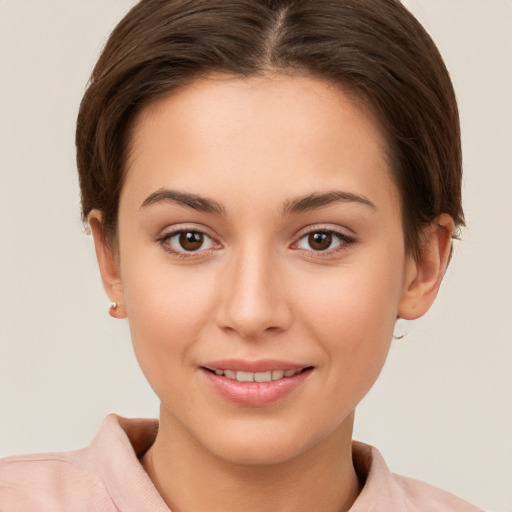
top-left (398, 214), bottom-right (455, 320)
top-left (88, 211), bottom-right (127, 319)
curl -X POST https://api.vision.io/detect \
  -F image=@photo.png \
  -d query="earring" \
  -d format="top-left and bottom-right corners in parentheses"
top-left (109, 302), bottom-right (118, 317)
top-left (393, 318), bottom-right (409, 340)
top-left (108, 301), bottom-right (127, 319)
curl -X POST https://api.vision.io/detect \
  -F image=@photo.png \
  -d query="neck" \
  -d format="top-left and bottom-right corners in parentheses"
top-left (142, 410), bottom-right (361, 512)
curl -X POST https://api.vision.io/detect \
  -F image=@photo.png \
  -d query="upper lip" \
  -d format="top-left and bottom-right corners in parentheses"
top-left (202, 359), bottom-right (310, 373)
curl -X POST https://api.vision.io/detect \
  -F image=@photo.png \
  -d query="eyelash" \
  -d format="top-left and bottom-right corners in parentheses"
top-left (156, 226), bottom-right (356, 259)
top-left (292, 228), bottom-right (356, 256)
top-left (156, 227), bottom-right (220, 259)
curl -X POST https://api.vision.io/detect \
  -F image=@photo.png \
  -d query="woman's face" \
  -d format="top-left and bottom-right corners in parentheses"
top-left (100, 74), bottom-right (424, 464)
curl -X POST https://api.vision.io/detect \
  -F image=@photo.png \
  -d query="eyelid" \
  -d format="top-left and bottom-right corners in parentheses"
top-left (156, 223), bottom-right (223, 256)
top-left (291, 224), bottom-right (356, 254)
top-left (293, 223), bottom-right (356, 240)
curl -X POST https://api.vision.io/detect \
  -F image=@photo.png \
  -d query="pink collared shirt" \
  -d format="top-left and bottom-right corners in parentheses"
top-left (0, 415), bottom-right (483, 511)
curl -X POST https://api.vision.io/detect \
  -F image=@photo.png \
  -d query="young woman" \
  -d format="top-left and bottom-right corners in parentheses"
top-left (0, 1), bottom-right (485, 510)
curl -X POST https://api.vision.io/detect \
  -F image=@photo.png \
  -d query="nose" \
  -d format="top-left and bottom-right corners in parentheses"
top-left (216, 245), bottom-right (292, 339)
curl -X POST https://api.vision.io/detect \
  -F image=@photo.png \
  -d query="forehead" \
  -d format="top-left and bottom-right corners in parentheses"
top-left (123, 73), bottom-right (398, 215)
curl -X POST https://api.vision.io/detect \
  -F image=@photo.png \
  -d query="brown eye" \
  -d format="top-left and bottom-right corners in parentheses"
top-left (295, 229), bottom-right (353, 254)
top-left (308, 232), bottom-right (333, 251)
top-left (178, 231), bottom-right (204, 251)
top-left (160, 229), bottom-right (218, 256)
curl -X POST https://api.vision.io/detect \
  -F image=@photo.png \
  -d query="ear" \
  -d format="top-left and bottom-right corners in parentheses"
top-left (88, 211), bottom-right (127, 319)
top-left (398, 214), bottom-right (455, 320)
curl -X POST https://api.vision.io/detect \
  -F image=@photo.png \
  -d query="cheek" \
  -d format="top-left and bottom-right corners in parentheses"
top-left (296, 258), bottom-right (403, 385)
top-left (300, 264), bottom-right (400, 335)
top-left (120, 255), bottom-right (217, 380)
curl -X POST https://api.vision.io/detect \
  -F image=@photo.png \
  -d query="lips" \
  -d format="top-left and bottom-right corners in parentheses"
top-left (200, 360), bottom-right (313, 407)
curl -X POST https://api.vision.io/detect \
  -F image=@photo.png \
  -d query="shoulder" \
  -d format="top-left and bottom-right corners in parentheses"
top-left (351, 441), bottom-right (485, 512)
top-left (0, 449), bottom-right (115, 511)
top-left (392, 473), bottom-right (485, 512)
top-left (0, 415), bottom-right (165, 512)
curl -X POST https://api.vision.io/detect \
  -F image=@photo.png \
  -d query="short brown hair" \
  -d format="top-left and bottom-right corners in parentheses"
top-left (76, 0), bottom-right (464, 257)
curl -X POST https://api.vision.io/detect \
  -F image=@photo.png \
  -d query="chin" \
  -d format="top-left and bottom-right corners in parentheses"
top-left (196, 416), bottom-right (347, 467)
top-left (209, 435), bottom-right (309, 466)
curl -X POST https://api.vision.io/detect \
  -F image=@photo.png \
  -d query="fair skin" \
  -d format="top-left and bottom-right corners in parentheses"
top-left (90, 73), bottom-right (453, 512)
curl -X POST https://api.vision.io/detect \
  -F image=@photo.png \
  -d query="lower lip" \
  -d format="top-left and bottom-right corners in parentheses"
top-left (201, 368), bottom-right (312, 407)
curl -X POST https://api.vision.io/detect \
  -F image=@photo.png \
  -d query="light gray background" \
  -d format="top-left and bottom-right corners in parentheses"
top-left (1, 1), bottom-right (511, 511)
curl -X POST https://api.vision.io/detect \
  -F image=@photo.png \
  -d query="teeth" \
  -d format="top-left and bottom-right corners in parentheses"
top-left (271, 370), bottom-right (284, 380)
top-left (214, 369), bottom-right (301, 382)
top-left (236, 371), bottom-right (254, 382)
top-left (254, 371), bottom-right (272, 382)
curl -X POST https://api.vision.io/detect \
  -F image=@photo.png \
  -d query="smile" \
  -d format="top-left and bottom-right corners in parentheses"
top-left (212, 368), bottom-right (303, 382)
top-left (201, 364), bottom-right (313, 407)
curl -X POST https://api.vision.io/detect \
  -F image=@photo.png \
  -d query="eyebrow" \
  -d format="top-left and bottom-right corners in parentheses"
top-left (282, 190), bottom-right (376, 215)
top-left (140, 188), bottom-right (375, 217)
top-left (140, 188), bottom-right (225, 215)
